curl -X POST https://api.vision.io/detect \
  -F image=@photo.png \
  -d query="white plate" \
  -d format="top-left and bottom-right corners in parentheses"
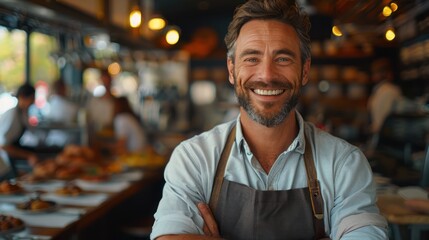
top-left (397, 186), bottom-right (429, 200)
top-left (0, 223), bottom-right (25, 235)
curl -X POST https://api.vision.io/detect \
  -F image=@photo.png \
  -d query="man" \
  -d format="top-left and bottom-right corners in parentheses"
top-left (151, 0), bottom-right (388, 239)
top-left (85, 69), bottom-right (115, 151)
top-left (367, 57), bottom-right (402, 136)
top-left (366, 57), bottom-right (424, 155)
top-left (47, 78), bottom-right (79, 124)
top-left (0, 84), bottom-right (38, 167)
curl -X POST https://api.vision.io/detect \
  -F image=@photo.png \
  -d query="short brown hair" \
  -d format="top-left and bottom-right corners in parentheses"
top-left (16, 84), bottom-right (35, 98)
top-left (225, 0), bottom-right (311, 63)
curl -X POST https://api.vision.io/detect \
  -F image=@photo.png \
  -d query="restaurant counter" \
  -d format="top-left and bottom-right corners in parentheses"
top-left (0, 167), bottom-right (164, 240)
top-left (377, 192), bottom-right (429, 240)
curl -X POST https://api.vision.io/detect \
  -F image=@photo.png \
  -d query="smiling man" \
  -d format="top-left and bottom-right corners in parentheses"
top-left (151, 0), bottom-right (388, 239)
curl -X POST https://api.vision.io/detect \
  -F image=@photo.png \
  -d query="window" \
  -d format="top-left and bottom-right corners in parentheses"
top-left (30, 32), bottom-right (59, 87)
top-left (0, 26), bottom-right (26, 93)
top-left (0, 27), bottom-right (60, 122)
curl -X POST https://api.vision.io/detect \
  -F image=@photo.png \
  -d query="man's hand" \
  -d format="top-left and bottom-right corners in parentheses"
top-left (197, 202), bottom-right (220, 237)
top-left (154, 203), bottom-right (222, 240)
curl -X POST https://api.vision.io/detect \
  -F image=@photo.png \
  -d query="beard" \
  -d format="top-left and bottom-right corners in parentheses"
top-left (234, 74), bottom-right (302, 128)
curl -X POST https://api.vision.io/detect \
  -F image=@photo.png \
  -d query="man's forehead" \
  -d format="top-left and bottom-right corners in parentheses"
top-left (235, 20), bottom-right (301, 56)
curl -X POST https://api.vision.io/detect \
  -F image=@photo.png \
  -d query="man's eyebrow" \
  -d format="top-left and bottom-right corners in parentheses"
top-left (238, 48), bottom-right (298, 59)
top-left (275, 49), bottom-right (297, 58)
top-left (238, 49), bottom-right (261, 58)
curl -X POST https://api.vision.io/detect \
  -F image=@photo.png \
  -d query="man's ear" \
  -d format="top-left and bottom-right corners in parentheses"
top-left (227, 58), bottom-right (235, 85)
top-left (302, 58), bottom-right (311, 86)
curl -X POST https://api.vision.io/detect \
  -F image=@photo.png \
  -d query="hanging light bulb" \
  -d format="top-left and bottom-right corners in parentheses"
top-left (332, 25), bottom-right (343, 37)
top-left (129, 6), bottom-right (142, 28)
top-left (165, 26), bottom-right (180, 45)
top-left (390, 2), bottom-right (398, 12)
top-left (382, 6), bottom-right (392, 17)
top-left (385, 27), bottom-right (396, 41)
top-left (148, 17), bottom-right (166, 31)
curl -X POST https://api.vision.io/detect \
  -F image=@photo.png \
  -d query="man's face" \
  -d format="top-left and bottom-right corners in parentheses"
top-left (227, 20), bottom-right (310, 127)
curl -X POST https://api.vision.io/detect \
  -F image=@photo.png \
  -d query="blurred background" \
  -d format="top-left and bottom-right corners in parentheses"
top-left (0, 1), bottom-right (428, 239)
top-left (0, 0), bottom-right (428, 178)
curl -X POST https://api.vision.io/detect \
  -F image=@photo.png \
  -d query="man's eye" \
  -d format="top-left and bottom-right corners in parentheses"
top-left (277, 57), bottom-right (292, 63)
top-left (244, 58), bottom-right (258, 63)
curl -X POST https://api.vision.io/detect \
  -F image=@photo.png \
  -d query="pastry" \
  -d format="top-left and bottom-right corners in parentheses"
top-left (55, 184), bottom-right (83, 196)
top-left (0, 181), bottom-right (23, 194)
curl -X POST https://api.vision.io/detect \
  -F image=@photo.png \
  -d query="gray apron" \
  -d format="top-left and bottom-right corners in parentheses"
top-left (209, 126), bottom-right (329, 240)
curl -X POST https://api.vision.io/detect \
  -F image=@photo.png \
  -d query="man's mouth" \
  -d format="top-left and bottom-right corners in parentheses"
top-left (253, 89), bottom-right (285, 96)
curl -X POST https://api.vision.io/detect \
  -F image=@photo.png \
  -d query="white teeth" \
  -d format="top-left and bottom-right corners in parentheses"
top-left (253, 89), bottom-right (284, 96)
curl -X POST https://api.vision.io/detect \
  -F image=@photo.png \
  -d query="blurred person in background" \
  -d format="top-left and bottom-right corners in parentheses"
top-left (85, 69), bottom-right (115, 150)
top-left (47, 78), bottom-right (79, 124)
top-left (366, 57), bottom-right (427, 155)
top-left (0, 84), bottom-right (38, 167)
top-left (112, 96), bottom-right (147, 156)
top-left (367, 57), bottom-right (403, 137)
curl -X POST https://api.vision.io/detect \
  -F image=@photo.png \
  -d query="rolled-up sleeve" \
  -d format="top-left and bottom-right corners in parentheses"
top-left (151, 143), bottom-right (207, 239)
top-left (330, 148), bottom-right (388, 239)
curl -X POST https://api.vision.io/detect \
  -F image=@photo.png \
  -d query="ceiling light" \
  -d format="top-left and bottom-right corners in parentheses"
top-left (148, 17), bottom-right (166, 31)
top-left (129, 7), bottom-right (142, 28)
top-left (165, 26), bottom-right (180, 45)
top-left (332, 25), bottom-right (343, 37)
top-left (385, 28), bottom-right (396, 41)
top-left (382, 6), bottom-right (392, 17)
top-left (390, 2), bottom-right (398, 12)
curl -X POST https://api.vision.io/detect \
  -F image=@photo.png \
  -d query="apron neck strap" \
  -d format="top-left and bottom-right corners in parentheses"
top-left (209, 125), bottom-right (236, 213)
top-left (304, 133), bottom-right (329, 239)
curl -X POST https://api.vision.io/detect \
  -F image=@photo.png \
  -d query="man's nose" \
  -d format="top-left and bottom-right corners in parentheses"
top-left (258, 60), bottom-right (277, 81)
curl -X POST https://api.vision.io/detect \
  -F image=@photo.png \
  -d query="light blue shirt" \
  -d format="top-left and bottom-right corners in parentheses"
top-left (151, 112), bottom-right (388, 240)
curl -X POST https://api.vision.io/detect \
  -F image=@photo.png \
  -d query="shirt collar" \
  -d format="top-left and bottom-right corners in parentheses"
top-left (234, 110), bottom-right (306, 156)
